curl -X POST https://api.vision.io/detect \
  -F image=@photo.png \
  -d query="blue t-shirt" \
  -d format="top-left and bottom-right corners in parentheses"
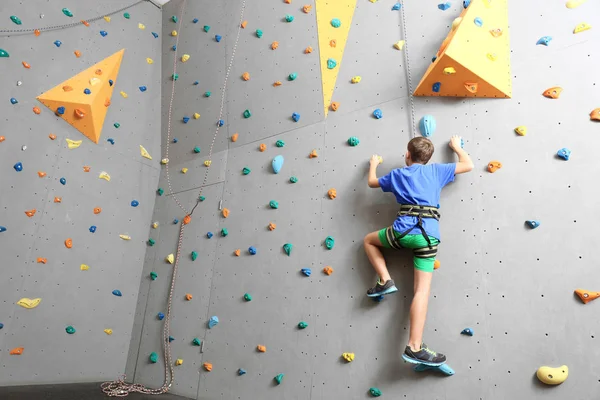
top-left (378, 163), bottom-right (456, 241)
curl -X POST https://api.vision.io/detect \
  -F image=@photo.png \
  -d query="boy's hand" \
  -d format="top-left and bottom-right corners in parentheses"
top-left (449, 135), bottom-right (462, 152)
top-left (369, 155), bottom-right (381, 168)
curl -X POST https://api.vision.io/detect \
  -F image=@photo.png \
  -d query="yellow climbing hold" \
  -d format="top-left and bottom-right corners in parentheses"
top-left (138, 23), bottom-right (145, 30)
top-left (171, 30), bottom-right (177, 36)
top-left (175, 359), bottom-right (183, 366)
top-left (536, 365), bottom-right (568, 385)
top-left (146, 58), bottom-right (153, 64)
top-left (573, 22), bottom-right (591, 34)
top-left (161, 158), bottom-right (169, 165)
top-left (166, 254), bottom-right (174, 264)
top-left (104, 328), bottom-right (113, 335)
top-left (566, 0), bottom-right (587, 8)
top-left (181, 54), bottom-right (190, 62)
top-left (152, 222), bottom-right (159, 229)
top-left (89, 77), bottom-right (101, 86)
top-left (104, 16), bottom-right (111, 22)
top-left (120, 91), bottom-right (128, 98)
top-left (443, 67), bottom-right (456, 75)
top-left (193, 112), bottom-right (200, 119)
top-left (140, 145), bottom-right (152, 160)
top-left (99, 171), bottom-right (111, 181)
top-left (119, 234), bottom-right (131, 240)
top-left (394, 40), bottom-right (405, 50)
top-left (80, 264), bottom-right (90, 271)
top-left (181, 168), bottom-right (188, 174)
top-left (351, 76), bottom-right (361, 84)
top-left (486, 53), bottom-right (497, 61)
top-left (514, 126), bottom-right (527, 136)
top-left (204, 160), bottom-right (212, 167)
top-left (342, 352), bottom-right (355, 362)
top-left (452, 17), bottom-right (463, 30)
top-left (66, 138), bottom-right (83, 149)
top-left (17, 298), bottom-right (41, 309)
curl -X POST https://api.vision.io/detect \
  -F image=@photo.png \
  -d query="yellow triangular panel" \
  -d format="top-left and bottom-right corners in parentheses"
top-left (37, 49), bottom-right (125, 143)
top-left (315, 0), bottom-right (357, 116)
top-left (414, 0), bottom-right (511, 98)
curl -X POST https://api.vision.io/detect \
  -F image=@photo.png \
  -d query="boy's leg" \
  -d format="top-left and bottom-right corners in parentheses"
top-left (363, 229), bottom-right (398, 297)
top-left (408, 269), bottom-right (432, 350)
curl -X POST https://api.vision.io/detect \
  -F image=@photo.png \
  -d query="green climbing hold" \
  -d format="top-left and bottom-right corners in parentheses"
top-left (148, 238), bottom-right (156, 246)
top-left (348, 137), bottom-right (360, 146)
top-left (192, 338), bottom-right (201, 346)
top-left (62, 8), bottom-right (73, 17)
top-left (204, 25), bottom-right (210, 32)
top-left (283, 243), bottom-right (293, 256)
top-left (194, 146), bottom-right (201, 153)
top-left (150, 272), bottom-right (158, 280)
top-left (269, 200), bottom-right (279, 209)
top-left (256, 29), bottom-right (263, 38)
top-left (172, 73), bottom-right (179, 81)
top-left (285, 14), bottom-right (294, 22)
top-left (199, 195), bottom-right (206, 201)
top-left (331, 18), bottom-right (341, 28)
top-left (369, 387), bottom-right (382, 397)
top-left (325, 236), bottom-right (335, 250)
top-left (205, 91), bottom-right (211, 97)
top-left (290, 176), bottom-right (298, 183)
top-left (10, 16), bottom-right (22, 25)
top-left (157, 188), bottom-right (164, 196)
top-left (298, 321), bottom-right (308, 329)
top-left (124, 12), bottom-right (131, 19)
top-left (65, 325), bottom-right (76, 334)
top-left (191, 251), bottom-right (198, 261)
top-left (288, 73), bottom-right (298, 81)
top-left (114, 122), bottom-right (120, 128)
top-left (274, 374), bottom-right (284, 385)
top-left (149, 352), bottom-right (158, 363)
top-left (0, 49), bottom-right (9, 57)
top-left (276, 140), bottom-right (285, 147)
top-left (243, 109), bottom-right (252, 118)
top-left (242, 167), bottom-right (251, 175)
top-left (244, 293), bottom-right (252, 301)
top-left (171, 15), bottom-right (178, 23)
top-left (221, 228), bottom-right (228, 237)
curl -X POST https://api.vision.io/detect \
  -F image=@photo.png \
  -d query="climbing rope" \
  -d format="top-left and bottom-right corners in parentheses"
top-left (102, 0), bottom-right (247, 396)
top-left (399, 1), bottom-right (417, 138)
top-left (0, 0), bottom-right (146, 36)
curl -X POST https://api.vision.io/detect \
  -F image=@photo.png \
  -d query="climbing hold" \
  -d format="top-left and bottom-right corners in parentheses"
top-left (573, 23), bottom-right (591, 34)
top-left (490, 28), bottom-right (503, 37)
top-left (152, 222), bottom-right (159, 229)
top-left (392, 2), bottom-right (402, 10)
top-left (526, 220), bottom-right (540, 229)
top-left (131, 200), bottom-right (139, 207)
top-left (0, 136), bottom-right (4, 142)
top-left (238, 368), bottom-right (247, 375)
top-left (514, 126), bottom-right (527, 136)
top-left (292, 112), bottom-right (301, 122)
top-left (257, 345), bottom-right (267, 352)
top-left (283, 243), bottom-right (293, 256)
top-left (54, 197), bottom-right (62, 203)
top-left (0, 226), bottom-right (6, 233)
top-left (218, 119), bottom-right (224, 126)
top-left (10, 348), bottom-right (24, 355)
top-left (419, 115), bottom-right (437, 137)
top-left (150, 272), bottom-right (158, 280)
top-left (22, 61), bottom-right (31, 69)
top-left (590, 108), bottom-right (600, 121)
top-left (80, 264), bottom-right (90, 271)
top-left (443, 67), bottom-right (456, 75)
top-left (107, 138), bottom-right (115, 145)
top-left (203, 24), bottom-right (211, 32)
top-left (24, 209), bottom-right (36, 217)
top-left (140, 145), bottom-right (152, 160)
top-left (342, 353), bottom-right (355, 362)
top-left (327, 58), bottom-right (337, 69)
top-left (112, 290), bottom-right (122, 297)
top-left (557, 148), bottom-right (571, 161)
top-left (64, 238), bottom-right (73, 248)
top-left (289, 72), bottom-right (298, 81)
top-left (487, 161), bottom-right (502, 173)
top-left (249, 246), bottom-right (257, 255)
top-left (89, 226), bottom-right (97, 233)
top-left (33, 106), bottom-right (41, 114)
top-left (193, 146), bottom-right (200, 153)
top-left (327, 189), bottom-right (337, 199)
top-left (161, 158), bottom-right (169, 165)
top-left (17, 298), bottom-right (41, 309)
top-left (59, 177), bottom-right (67, 185)
top-left (207, 232), bottom-right (213, 238)
top-left (171, 30), bottom-right (177, 37)
top-left (434, 259), bottom-right (441, 270)
top-left (99, 171), bottom-right (111, 181)
top-left (65, 325), bottom-right (76, 334)
top-left (474, 17), bottom-right (483, 27)
top-left (54, 40), bottom-right (62, 47)
top-left (203, 363), bottom-right (213, 371)
top-left (269, 200), bottom-right (279, 209)
top-left (464, 0), bottom-right (471, 7)
top-left (113, 122), bottom-right (120, 128)
top-left (351, 76), bottom-right (361, 84)
top-left (464, 82), bottom-right (478, 94)
top-left (305, 46), bottom-right (313, 54)
top-left (543, 87), bottom-right (563, 99)
top-left (309, 149), bottom-right (318, 158)
top-left (100, 30), bottom-right (108, 37)
top-left (268, 223), bottom-right (277, 231)
top-left (566, 0), bottom-right (587, 8)
top-left (323, 266), bottom-right (334, 275)
top-left (14, 162), bottom-right (23, 172)
top-left (243, 109), bottom-right (251, 118)
top-left (285, 14), bottom-right (294, 22)
top-left (259, 143), bottom-right (267, 152)
top-left (301, 268), bottom-right (311, 276)
top-left (149, 352), bottom-right (159, 363)
top-left (461, 328), bottom-right (474, 336)
top-left (324, 236), bottom-right (335, 250)
top-left (297, 321), bottom-right (308, 329)
top-left (215, 35), bottom-right (222, 42)
top-left (432, 82), bottom-right (441, 92)
top-left (10, 98), bottom-right (18, 105)
top-left (274, 140), bottom-right (285, 148)
top-left (536, 365), bottom-right (568, 385)
top-left (438, 2), bottom-right (451, 10)
top-left (256, 29), bottom-right (263, 38)
top-left (394, 40), bottom-right (405, 50)
top-left (166, 254), bottom-right (174, 264)
top-left (0, 49), bottom-right (9, 57)
top-left (222, 208), bottom-right (230, 218)
top-left (244, 293), bottom-right (252, 301)
top-left (36, 257), bottom-right (47, 264)
top-left (221, 228), bottom-right (228, 237)
top-left (574, 289), bottom-right (600, 304)
top-left (139, 85), bottom-right (147, 92)
top-left (185, 293), bottom-right (193, 301)
top-left (234, 249), bottom-right (241, 256)
top-left (175, 359), bottom-right (183, 366)
top-left (138, 23), bottom-right (145, 30)
top-left (191, 251), bottom-right (198, 261)
top-left (370, 388), bottom-right (382, 397)
top-left (191, 338), bottom-right (202, 346)
top-left (331, 102), bottom-right (340, 111)
top-left (273, 81), bottom-right (282, 87)
top-left (274, 374), bottom-right (284, 385)
top-left (331, 18), bottom-right (341, 28)
top-left (208, 316), bottom-right (219, 329)
top-left (373, 109), bottom-right (383, 119)
top-left (156, 312), bottom-right (165, 321)
top-left (272, 155), bottom-right (284, 174)
top-left (10, 16), bottom-right (22, 25)
top-left (242, 167), bottom-right (251, 175)
top-left (241, 20), bottom-right (247, 28)
top-left (536, 36), bottom-right (552, 46)
top-left (348, 137), bottom-right (360, 146)
top-left (38, 171), bottom-right (47, 178)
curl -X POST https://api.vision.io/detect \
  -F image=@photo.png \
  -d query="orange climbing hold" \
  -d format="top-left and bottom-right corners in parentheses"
top-left (257, 345), bottom-right (266, 352)
top-left (543, 87), bottom-right (563, 99)
top-left (303, 4), bottom-right (312, 13)
top-left (284, 0), bottom-right (291, 3)
top-left (183, 215), bottom-right (191, 225)
top-left (259, 143), bottom-right (267, 152)
top-left (185, 293), bottom-right (193, 301)
top-left (38, 171), bottom-right (46, 178)
top-left (222, 208), bottom-right (230, 218)
top-left (22, 61), bottom-right (31, 69)
top-left (487, 161), bottom-right (502, 173)
top-left (10, 348), bottom-right (24, 355)
top-left (323, 266), bottom-right (334, 275)
top-left (268, 222), bottom-right (276, 231)
top-left (65, 238), bottom-right (73, 249)
top-left (327, 189), bottom-right (337, 199)
top-left (234, 249), bottom-right (241, 256)
top-left (37, 257), bottom-right (47, 264)
top-left (231, 133), bottom-right (239, 142)
top-left (590, 108), bottom-right (600, 121)
top-left (434, 259), bottom-right (441, 270)
top-left (309, 149), bottom-right (318, 158)
top-left (330, 39), bottom-right (337, 48)
top-left (81, 20), bottom-right (90, 27)
top-left (74, 50), bottom-right (81, 58)
top-left (33, 107), bottom-right (41, 115)
top-left (0, 136), bottom-right (4, 142)
top-left (271, 41), bottom-right (279, 50)
top-left (83, 166), bottom-right (91, 172)
top-left (331, 102), bottom-right (339, 111)
top-left (74, 108), bottom-right (85, 118)
top-left (203, 363), bottom-right (213, 371)
top-left (574, 289), bottom-right (600, 304)
top-left (54, 197), bottom-right (62, 203)
top-left (273, 81), bottom-right (282, 87)
top-left (62, 85), bottom-right (73, 92)
top-left (95, 69), bottom-right (103, 75)
top-left (305, 46), bottom-right (313, 54)
top-left (104, 98), bottom-right (111, 107)
top-left (464, 82), bottom-right (478, 94)
top-left (242, 72), bottom-right (250, 81)
top-left (241, 20), bottom-right (247, 28)
top-left (25, 209), bottom-right (36, 218)
top-left (34, 29), bottom-right (40, 36)
top-left (94, 207), bottom-right (102, 214)
top-left (49, 134), bottom-right (57, 140)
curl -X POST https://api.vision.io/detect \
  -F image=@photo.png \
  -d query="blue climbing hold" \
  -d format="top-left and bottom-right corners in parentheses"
top-left (139, 86), bottom-right (147, 92)
top-left (432, 82), bottom-right (441, 93)
top-left (10, 98), bottom-right (17, 104)
top-left (557, 148), bottom-right (571, 160)
top-left (109, 80), bottom-right (114, 86)
top-left (207, 232), bottom-right (213, 238)
top-left (193, 81), bottom-right (199, 85)
top-left (438, 2), bottom-right (451, 10)
top-left (0, 226), bottom-right (6, 233)
top-left (131, 200), bottom-right (139, 207)
top-left (373, 109), bottom-right (383, 119)
top-left (107, 138), bottom-right (115, 145)
top-left (89, 226), bottom-right (97, 233)
top-left (526, 220), bottom-right (540, 229)
top-left (112, 290), bottom-right (122, 297)
top-left (193, 18), bottom-right (198, 23)
top-left (152, 32), bottom-right (159, 38)
top-left (392, 2), bottom-right (401, 10)
top-left (461, 328), bottom-right (474, 336)
top-left (419, 115), bottom-right (437, 137)
top-left (100, 30), bottom-right (108, 37)
top-left (463, 0), bottom-right (471, 7)
top-left (168, 336), bottom-right (175, 342)
top-left (158, 312), bottom-right (165, 320)
top-left (218, 119), bottom-right (224, 127)
top-left (60, 177), bottom-right (66, 185)
top-left (0, 323), bottom-right (3, 329)
top-left (173, 138), bottom-right (178, 143)
top-left (249, 246), bottom-right (257, 255)
top-left (13, 162), bottom-right (23, 172)
top-left (301, 268), bottom-right (311, 277)
top-left (331, 18), bottom-right (341, 28)
top-left (173, 219), bottom-right (179, 224)
top-left (432, 56), bottom-right (437, 63)
top-left (183, 116), bottom-right (190, 123)
top-left (56, 106), bottom-right (65, 115)
top-left (474, 17), bottom-right (483, 27)
top-left (84, 88), bottom-right (91, 95)
top-left (208, 316), bottom-right (219, 328)
top-left (292, 113), bottom-right (300, 122)
top-left (373, 295), bottom-right (385, 302)
top-left (536, 36), bottom-right (552, 46)
top-left (215, 35), bottom-right (222, 42)
top-left (272, 155), bottom-right (284, 174)
top-left (238, 368), bottom-right (247, 375)
top-left (327, 58), bottom-right (337, 69)
top-left (54, 40), bottom-right (62, 47)
top-left (172, 45), bottom-right (177, 51)
top-left (461, 138), bottom-right (465, 149)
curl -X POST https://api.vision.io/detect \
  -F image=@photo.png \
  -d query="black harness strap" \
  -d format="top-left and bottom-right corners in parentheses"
top-left (396, 205), bottom-right (440, 249)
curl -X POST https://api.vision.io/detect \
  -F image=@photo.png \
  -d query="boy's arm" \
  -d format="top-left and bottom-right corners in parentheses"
top-left (450, 136), bottom-right (474, 175)
top-left (368, 155), bottom-right (381, 188)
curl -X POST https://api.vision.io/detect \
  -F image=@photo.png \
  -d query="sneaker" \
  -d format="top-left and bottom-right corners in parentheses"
top-left (402, 343), bottom-right (447, 366)
top-left (366, 279), bottom-right (398, 297)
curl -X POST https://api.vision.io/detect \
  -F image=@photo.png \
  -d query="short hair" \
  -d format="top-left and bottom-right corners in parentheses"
top-left (407, 137), bottom-right (434, 164)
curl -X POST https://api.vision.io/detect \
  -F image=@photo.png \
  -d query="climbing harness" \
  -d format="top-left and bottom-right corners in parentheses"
top-left (386, 205), bottom-right (440, 257)
top-left (101, 0), bottom-right (247, 396)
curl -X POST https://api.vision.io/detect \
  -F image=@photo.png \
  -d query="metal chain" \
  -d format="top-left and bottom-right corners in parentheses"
top-left (102, 0), bottom-right (247, 396)
top-left (0, 0), bottom-right (146, 35)
top-left (400, 1), bottom-right (417, 138)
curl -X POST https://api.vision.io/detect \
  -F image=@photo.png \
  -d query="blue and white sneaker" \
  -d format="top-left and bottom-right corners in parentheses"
top-left (402, 343), bottom-right (447, 367)
top-left (366, 279), bottom-right (398, 297)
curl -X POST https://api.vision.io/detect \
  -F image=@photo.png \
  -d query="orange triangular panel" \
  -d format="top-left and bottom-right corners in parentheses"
top-left (37, 49), bottom-right (124, 143)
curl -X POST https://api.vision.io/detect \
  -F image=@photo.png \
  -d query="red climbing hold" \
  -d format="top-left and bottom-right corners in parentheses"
top-left (34, 29), bottom-right (40, 36)
top-left (0, 136), bottom-right (5, 142)
top-left (25, 209), bottom-right (36, 218)
top-left (65, 238), bottom-right (73, 249)
top-left (81, 20), bottom-right (90, 27)
top-left (83, 166), bottom-right (91, 172)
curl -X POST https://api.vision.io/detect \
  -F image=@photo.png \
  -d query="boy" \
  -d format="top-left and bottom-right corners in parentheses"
top-left (364, 135), bottom-right (473, 366)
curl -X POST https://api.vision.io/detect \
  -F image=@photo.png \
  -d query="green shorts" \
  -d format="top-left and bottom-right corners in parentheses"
top-left (378, 227), bottom-right (440, 273)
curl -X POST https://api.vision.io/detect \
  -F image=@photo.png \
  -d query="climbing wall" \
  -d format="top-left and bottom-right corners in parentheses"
top-left (0, 0), bottom-right (162, 385)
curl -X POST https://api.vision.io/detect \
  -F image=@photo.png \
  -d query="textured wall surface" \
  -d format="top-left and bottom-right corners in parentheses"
top-left (0, 0), bottom-right (162, 385)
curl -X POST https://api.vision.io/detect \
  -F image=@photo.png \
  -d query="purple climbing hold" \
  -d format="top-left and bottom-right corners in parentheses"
top-left (112, 290), bottom-right (122, 296)
top-left (14, 162), bottom-right (23, 172)
top-left (89, 225), bottom-right (97, 233)
top-left (131, 200), bottom-right (139, 207)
